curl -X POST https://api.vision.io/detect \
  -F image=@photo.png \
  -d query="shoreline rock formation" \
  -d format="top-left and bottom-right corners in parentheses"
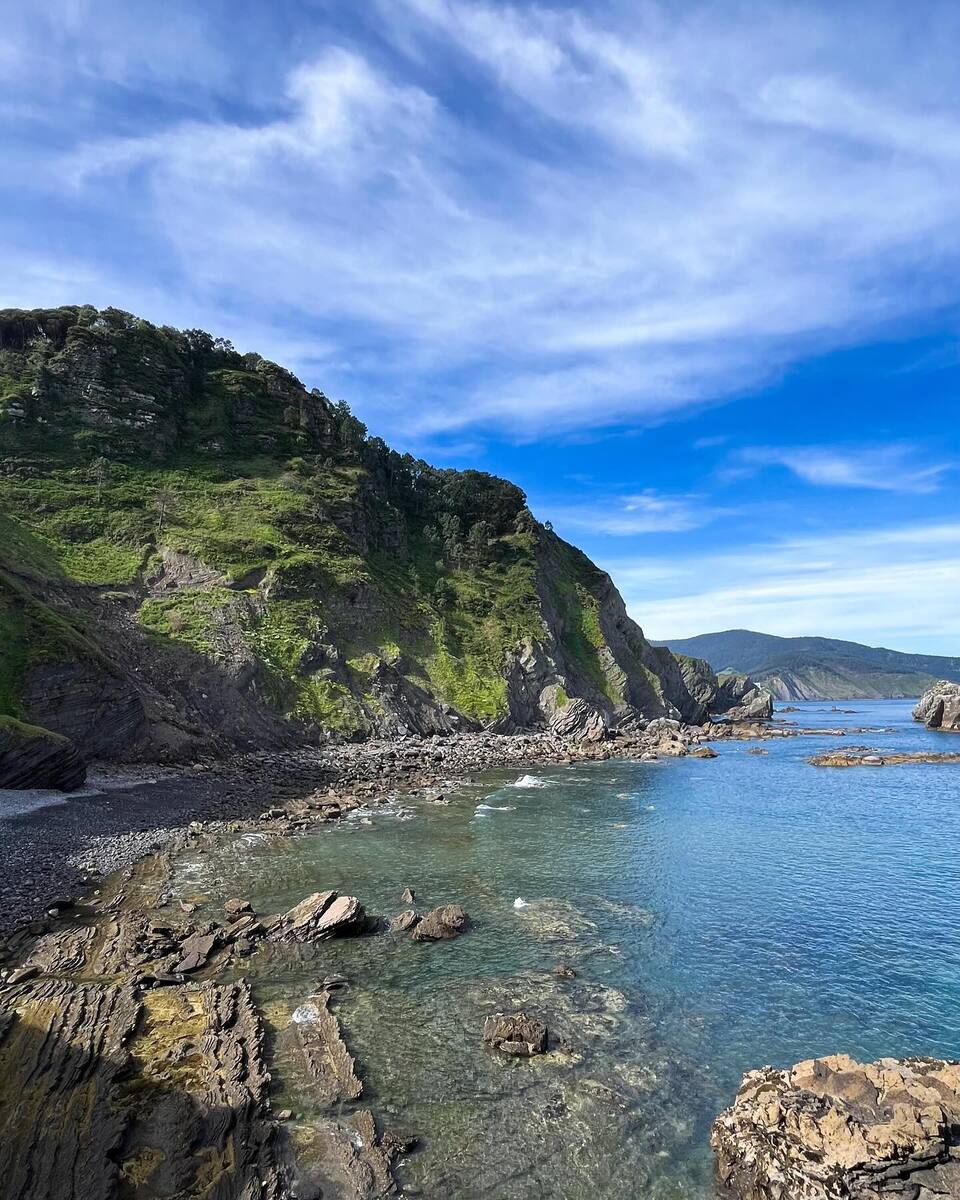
top-left (0, 304), bottom-right (770, 787)
top-left (0, 715), bottom-right (86, 791)
top-left (914, 681), bottom-right (960, 733)
top-left (712, 1053), bottom-right (960, 1199)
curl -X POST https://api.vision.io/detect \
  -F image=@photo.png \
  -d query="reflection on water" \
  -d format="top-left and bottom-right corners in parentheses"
top-left (169, 701), bottom-right (960, 1198)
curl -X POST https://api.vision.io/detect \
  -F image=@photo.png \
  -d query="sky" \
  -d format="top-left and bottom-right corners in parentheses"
top-left (2, 0), bottom-right (959, 653)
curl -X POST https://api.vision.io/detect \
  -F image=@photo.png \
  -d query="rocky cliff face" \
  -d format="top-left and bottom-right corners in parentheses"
top-left (914, 681), bottom-right (960, 732)
top-left (0, 305), bottom-right (744, 779)
top-left (0, 716), bottom-right (86, 790)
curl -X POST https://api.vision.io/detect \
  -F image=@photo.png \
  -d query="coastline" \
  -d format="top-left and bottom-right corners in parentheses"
top-left (0, 725), bottom-right (706, 936)
top-left (0, 710), bottom-right (888, 937)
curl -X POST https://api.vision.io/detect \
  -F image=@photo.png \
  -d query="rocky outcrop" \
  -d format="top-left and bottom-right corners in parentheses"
top-left (0, 304), bottom-right (745, 753)
top-left (412, 903), bottom-right (469, 941)
top-left (712, 1053), bottom-right (960, 1199)
top-left (0, 716), bottom-right (86, 790)
top-left (914, 681), bottom-right (960, 732)
top-left (711, 674), bottom-right (774, 721)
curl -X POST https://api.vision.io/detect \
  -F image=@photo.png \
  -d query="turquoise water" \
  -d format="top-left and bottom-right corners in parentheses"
top-left (172, 701), bottom-right (960, 1198)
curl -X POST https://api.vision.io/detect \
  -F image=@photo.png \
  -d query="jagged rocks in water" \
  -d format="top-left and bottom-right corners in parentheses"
top-left (411, 903), bottom-right (469, 941)
top-left (712, 1053), bottom-right (960, 1199)
top-left (0, 716), bottom-right (86, 791)
top-left (267, 891), bottom-right (367, 942)
top-left (914, 681), bottom-right (960, 732)
top-left (483, 1012), bottom-right (549, 1056)
top-left (390, 909), bottom-right (421, 932)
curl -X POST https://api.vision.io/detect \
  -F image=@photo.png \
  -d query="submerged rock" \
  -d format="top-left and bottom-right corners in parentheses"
top-left (712, 1053), bottom-right (960, 1199)
top-left (412, 903), bottom-right (469, 941)
top-left (483, 1012), bottom-right (549, 1056)
top-left (914, 681), bottom-right (960, 732)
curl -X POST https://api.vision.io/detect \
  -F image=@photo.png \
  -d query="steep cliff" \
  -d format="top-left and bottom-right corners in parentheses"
top-left (0, 305), bottom-right (726, 772)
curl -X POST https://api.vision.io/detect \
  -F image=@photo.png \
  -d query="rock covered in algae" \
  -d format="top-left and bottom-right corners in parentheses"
top-left (483, 1012), bottom-right (548, 1056)
top-left (712, 1052), bottom-right (960, 1199)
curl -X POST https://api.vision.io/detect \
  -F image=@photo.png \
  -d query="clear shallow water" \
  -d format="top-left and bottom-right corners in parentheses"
top-left (171, 702), bottom-right (960, 1198)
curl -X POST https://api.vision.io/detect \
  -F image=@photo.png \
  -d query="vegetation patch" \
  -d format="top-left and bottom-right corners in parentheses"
top-left (136, 588), bottom-right (239, 658)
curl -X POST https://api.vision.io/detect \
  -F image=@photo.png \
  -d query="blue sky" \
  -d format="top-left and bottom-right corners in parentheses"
top-left (3, 0), bottom-right (959, 652)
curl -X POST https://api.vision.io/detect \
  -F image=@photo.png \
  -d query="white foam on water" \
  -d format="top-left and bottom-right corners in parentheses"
top-left (513, 897), bottom-right (529, 909)
top-left (291, 1003), bottom-right (322, 1025)
top-left (510, 774), bottom-right (549, 789)
top-left (475, 802), bottom-right (516, 813)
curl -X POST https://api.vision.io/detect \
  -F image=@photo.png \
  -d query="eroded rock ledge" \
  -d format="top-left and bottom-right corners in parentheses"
top-left (712, 1053), bottom-right (960, 1199)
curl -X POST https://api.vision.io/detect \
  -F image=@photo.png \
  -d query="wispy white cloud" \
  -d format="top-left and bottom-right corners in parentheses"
top-left (732, 444), bottom-right (953, 493)
top-left (547, 489), bottom-right (731, 536)
top-left (609, 522), bottom-right (960, 653)
top-left (13, 0), bottom-right (960, 439)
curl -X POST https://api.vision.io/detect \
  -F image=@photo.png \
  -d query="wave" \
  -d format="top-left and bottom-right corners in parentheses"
top-left (510, 774), bottom-right (549, 789)
top-left (475, 802), bottom-right (516, 813)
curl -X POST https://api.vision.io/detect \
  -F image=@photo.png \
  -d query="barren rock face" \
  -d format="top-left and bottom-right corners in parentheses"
top-left (712, 1053), bottom-right (960, 1199)
top-left (914, 681), bottom-right (960, 732)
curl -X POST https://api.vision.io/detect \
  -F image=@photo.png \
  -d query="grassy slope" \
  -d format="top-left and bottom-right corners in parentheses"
top-left (0, 306), bottom-right (629, 733)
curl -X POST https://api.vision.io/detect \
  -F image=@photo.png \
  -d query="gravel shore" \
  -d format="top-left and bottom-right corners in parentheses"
top-left (0, 728), bottom-right (701, 932)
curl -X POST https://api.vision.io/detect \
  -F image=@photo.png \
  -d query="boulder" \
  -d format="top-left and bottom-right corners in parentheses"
top-left (549, 698), bottom-right (608, 742)
top-left (712, 1053), bottom-right (960, 1199)
top-left (390, 909), bottom-right (420, 933)
top-left (268, 892), bottom-right (367, 942)
top-left (172, 930), bottom-right (220, 974)
top-left (914, 681), bottom-right (960, 732)
top-left (412, 903), bottom-right (469, 941)
top-left (0, 717), bottom-right (86, 791)
top-left (483, 1012), bottom-right (548, 1057)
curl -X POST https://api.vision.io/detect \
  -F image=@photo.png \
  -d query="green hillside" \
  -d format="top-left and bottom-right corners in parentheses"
top-left (656, 629), bottom-right (960, 700)
top-left (0, 305), bottom-right (717, 769)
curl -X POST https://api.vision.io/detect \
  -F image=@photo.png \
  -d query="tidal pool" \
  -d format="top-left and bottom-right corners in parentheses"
top-left (170, 701), bottom-right (960, 1198)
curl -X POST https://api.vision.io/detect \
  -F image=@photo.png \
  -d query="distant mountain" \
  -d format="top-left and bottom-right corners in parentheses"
top-left (655, 630), bottom-right (960, 701)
